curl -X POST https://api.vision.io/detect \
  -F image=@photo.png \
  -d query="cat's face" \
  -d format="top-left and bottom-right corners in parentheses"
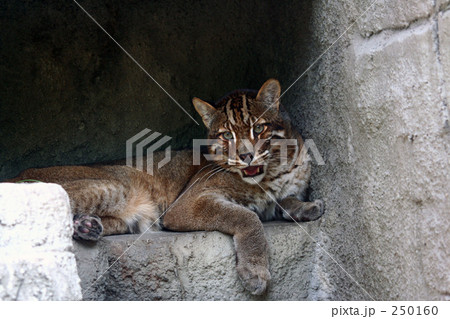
top-left (194, 79), bottom-right (295, 184)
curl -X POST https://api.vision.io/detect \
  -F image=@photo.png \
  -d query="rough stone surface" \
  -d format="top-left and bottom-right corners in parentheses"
top-left (74, 222), bottom-right (321, 301)
top-left (438, 0), bottom-right (450, 11)
top-left (357, 0), bottom-right (434, 37)
top-left (439, 9), bottom-right (450, 125)
top-left (292, 1), bottom-right (450, 300)
top-left (0, 183), bottom-right (82, 300)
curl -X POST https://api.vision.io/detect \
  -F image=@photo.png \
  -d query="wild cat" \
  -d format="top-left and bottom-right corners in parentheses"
top-left (8, 79), bottom-right (324, 295)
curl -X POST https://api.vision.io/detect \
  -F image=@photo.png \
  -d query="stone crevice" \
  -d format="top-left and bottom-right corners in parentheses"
top-left (432, 2), bottom-right (450, 136)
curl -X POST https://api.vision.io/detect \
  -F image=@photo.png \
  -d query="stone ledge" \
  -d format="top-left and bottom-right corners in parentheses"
top-left (74, 221), bottom-right (321, 301)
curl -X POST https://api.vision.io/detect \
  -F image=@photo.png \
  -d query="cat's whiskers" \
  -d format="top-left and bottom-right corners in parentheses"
top-left (193, 163), bottom-right (215, 176)
top-left (193, 166), bottom-right (222, 185)
top-left (205, 167), bottom-right (226, 182)
top-left (201, 166), bottom-right (224, 180)
top-left (254, 151), bottom-right (270, 162)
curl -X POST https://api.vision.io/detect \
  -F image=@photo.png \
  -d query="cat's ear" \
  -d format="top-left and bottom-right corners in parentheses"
top-left (193, 97), bottom-right (216, 128)
top-left (256, 79), bottom-right (281, 111)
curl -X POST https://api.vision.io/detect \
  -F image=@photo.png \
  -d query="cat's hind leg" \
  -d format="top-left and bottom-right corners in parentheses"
top-left (278, 196), bottom-right (324, 222)
top-left (61, 179), bottom-right (132, 240)
top-left (7, 166), bottom-right (159, 240)
top-left (73, 214), bottom-right (103, 241)
top-left (72, 215), bottom-right (131, 241)
top-left (62, 178), bottom-right (160, 240)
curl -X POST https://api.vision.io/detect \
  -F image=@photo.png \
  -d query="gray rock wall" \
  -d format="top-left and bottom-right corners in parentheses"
top-left (291, 0), bottom-right (449, 300)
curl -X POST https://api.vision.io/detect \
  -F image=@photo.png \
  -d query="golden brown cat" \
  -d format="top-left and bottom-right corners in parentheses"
top-left (7, 79), bottom-right (324, 295)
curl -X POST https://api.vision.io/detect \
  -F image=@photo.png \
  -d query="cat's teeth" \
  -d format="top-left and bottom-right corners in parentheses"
top-left (242, 165), bottom-right (264, 177)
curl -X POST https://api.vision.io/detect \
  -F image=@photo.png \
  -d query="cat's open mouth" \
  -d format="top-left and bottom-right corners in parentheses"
top-left (241, 165), bottom-right (264, 177)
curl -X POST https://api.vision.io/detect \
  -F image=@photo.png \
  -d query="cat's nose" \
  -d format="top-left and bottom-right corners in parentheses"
top-left (239, 153), bottom-right (254, 164)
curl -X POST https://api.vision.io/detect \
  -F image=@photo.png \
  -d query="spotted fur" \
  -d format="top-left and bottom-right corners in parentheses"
top-left (6, 79), bottom-right (324, 295)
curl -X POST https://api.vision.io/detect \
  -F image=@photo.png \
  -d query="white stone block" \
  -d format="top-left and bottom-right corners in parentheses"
top-left (0, 183), bottom-right (82, 300)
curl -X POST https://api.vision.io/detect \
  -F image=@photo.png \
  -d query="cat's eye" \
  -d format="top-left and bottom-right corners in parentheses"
top-left (253, 124), bottom-right (265, 134)
top-left (222, 131), bottom-right (234, 140)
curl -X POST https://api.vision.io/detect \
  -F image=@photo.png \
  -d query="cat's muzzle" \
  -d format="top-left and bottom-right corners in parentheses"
top-left (241, 165), bottom-right (264, 177)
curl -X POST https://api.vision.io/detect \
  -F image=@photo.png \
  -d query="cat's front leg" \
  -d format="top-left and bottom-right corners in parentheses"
top-left (163, 195), bottom-right (271, 295)
top-left (278, 196), bottom-right (324, 222)
top-left (233, 222), bottom-right (271, 295)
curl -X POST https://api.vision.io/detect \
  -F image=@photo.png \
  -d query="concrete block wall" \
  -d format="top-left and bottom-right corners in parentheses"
top-left (0, 183), bottom-right (82, 300)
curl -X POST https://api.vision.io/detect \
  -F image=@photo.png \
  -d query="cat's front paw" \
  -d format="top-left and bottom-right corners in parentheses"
top-left (236, 263), bottom-right (271, 295)
top-left (73, 214), bottom-right (103, 241)
top-left (308, 199), bottom-right (324, 221)
top-left (291, 199), bottom-right (324, 222)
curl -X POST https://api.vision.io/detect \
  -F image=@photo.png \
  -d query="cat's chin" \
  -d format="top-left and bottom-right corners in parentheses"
top-left (241, 173), bottom-right (266, 184)
top-left (239, 166), bottom-right (267, 184)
